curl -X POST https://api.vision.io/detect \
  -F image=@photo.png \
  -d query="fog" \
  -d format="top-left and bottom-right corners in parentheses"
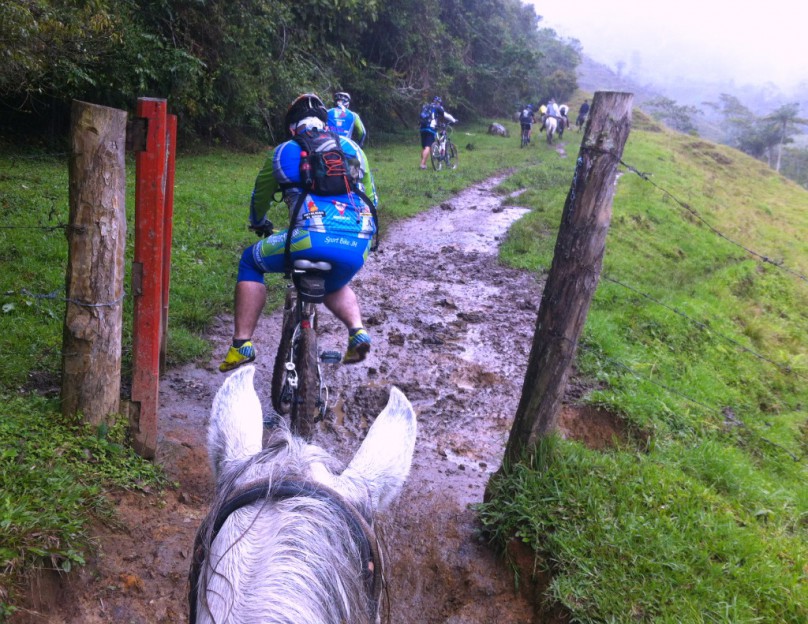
top-left (530, 0), bottom-right (808, 94)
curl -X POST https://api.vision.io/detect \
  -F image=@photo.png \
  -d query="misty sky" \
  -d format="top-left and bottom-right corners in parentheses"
top-left (530, 0), bottom-right (808, 91)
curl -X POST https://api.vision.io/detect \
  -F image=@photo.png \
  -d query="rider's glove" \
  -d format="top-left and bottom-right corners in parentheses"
top-left (250, 219), bottom-right (274, 238)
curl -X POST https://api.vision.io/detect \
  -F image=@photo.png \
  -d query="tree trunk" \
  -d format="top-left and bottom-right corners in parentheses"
top-left (502, 91), bottom-right (634, 466)
top-left (61, 101), bottom-right (127, 425)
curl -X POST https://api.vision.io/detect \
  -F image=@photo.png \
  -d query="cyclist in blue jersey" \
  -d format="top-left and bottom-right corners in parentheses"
top-left (419, 96), bottom-right (457, 169)
top-left (220, 93), bottom-right (378, 372)
top-left (327, 91), bottom-right (367, 147)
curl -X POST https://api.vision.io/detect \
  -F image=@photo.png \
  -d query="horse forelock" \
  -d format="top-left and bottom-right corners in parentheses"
top-left (195, 424), bottom-right (379, 624)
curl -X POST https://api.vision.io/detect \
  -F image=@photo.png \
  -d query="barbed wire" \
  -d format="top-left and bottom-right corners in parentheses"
top-left (4, 152), bottom-right (70, 162)
top-left (6, 287), bottom-right (125, 308)
top-left (618, 158), bottom-right (808, 284)
top-left (599, 273), bottom-right (806, 382)
top-left (0, 224), bottom-right (69, 232)
top-left (572, 340), bottom-right (801, 462)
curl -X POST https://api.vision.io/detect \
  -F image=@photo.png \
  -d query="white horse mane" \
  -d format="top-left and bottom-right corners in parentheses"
top-left (192, 366), bottom-right (417, 624)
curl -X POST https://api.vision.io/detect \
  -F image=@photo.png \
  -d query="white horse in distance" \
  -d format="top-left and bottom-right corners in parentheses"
top-left (543, 114), bottom-right (558, 144)
top-left (190, 365), bottom-right (417, 624)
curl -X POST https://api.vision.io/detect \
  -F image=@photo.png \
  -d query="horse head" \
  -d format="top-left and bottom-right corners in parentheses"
top-left (191, 365), bottom-right (417, 624)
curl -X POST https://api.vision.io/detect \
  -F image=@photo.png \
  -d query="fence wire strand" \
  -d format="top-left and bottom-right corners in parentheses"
top-left (599, 273), bottom-right (806, 382)
top-left (619, 158), bottom-right (808, 284)
top-left (573, 341), bottom-right (801, 462)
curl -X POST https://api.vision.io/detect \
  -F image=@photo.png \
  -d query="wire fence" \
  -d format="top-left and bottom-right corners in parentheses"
top-left (565, 154), bottom-right (807, 460)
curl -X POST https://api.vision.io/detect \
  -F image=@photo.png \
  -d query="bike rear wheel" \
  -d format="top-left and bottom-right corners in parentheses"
top-left (290, 323), bottom-right (320, 440)
top-left (521, 128), bottom-right (529, 147)
top-left (271, 287), bottom-right (297, 416)
top-left (430, 142), bottom-right (443, 170)
top-left (446, 142), bottom-right (458, 169)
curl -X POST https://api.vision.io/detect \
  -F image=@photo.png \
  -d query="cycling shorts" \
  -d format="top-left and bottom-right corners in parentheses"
top-left (238, 228), bottom-right (372, 293)
top-left (520, 122), bottom-right (532, 131)
top-left (420, 128), bottom-right (437, 149)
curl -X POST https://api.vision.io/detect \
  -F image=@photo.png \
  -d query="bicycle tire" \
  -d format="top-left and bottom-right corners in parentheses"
top-left (447, 142), bottom-right (458, 170)
top-left (430, 141), bottom-right (442, 170)
top-left (271, 287), bottom-right (297, 415)
top-left (290, 323), bottom-right (320, 440)
top-left (521, 128), bottom-right (529, 148)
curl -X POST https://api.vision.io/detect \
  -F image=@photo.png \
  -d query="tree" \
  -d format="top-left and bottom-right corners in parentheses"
top-left (763, 103), bottom-right (808, 172)
top-left (645, 96), bottom-right (701, 134)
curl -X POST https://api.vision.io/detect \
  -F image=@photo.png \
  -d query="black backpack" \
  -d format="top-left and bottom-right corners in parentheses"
top-left (291, 129), bottom-right (354, 196)
top-left (519, 108), bottom-right (532, 123)
top-left (282, 129), bottom-right (379, 271)
top-left (419, 103), bottom-right (434, 128)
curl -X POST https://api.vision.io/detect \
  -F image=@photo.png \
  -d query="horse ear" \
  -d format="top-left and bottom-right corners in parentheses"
top-left (207, 365), bottom-right (264, 480)
top-left (335, 387), bottom-right (417, 510)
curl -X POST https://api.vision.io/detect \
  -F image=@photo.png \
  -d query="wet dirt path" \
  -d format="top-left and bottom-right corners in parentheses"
top-left (19, 172), bottom-right (547, 624)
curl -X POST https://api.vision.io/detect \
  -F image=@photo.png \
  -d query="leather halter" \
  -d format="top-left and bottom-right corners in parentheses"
top-left (189, 479), bottom-right (383, 623)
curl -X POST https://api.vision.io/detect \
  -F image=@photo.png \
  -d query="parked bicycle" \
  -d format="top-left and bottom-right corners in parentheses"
top-left (271, 258), bottom-right (340, 439)
top-left (430, 122), bottom-right (458, 170)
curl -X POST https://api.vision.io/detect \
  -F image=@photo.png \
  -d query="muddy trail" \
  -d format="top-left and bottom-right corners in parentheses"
top-left (16, 170), bottom-right (609, 624)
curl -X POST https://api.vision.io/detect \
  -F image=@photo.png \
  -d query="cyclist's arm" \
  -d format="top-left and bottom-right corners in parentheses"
top-left (249, 147), bottom-right (283, 227)
top-left (443, 112), bottom-right (457, 124)
top-left (354, 114), bottom-right (367, 147)
top-left (344, 138), bottom-right (378, 207)
top-left (357, 147), bottom-right (378, 207)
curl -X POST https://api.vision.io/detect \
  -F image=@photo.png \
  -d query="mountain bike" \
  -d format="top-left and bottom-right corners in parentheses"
top-left (520, 124), bottom-right (531, 148)
top-left (270, 258), bottom-right (340, 440)
top-left (430, 123), bottom-right (458, 170)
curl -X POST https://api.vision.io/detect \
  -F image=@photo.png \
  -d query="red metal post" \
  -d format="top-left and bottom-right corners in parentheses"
top-left (160, 114), bottom-right (177, 373)
top-left (131, 98), bottom-right (167, 458)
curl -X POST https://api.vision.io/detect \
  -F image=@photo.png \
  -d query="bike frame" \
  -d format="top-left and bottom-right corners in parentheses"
top-left (430, 124), bottom-right (457, 170)
top-left (271, 264), bottom-right (332, 439)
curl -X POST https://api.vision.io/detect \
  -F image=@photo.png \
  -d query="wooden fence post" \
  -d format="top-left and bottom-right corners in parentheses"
top-left (502, 91), bottom-right (634, 465)
top-left (61, 101), bottom-right (127, 424)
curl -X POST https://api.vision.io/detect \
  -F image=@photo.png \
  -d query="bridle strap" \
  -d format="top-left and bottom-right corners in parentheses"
top-left (189, 479), bottom-right (383, 623)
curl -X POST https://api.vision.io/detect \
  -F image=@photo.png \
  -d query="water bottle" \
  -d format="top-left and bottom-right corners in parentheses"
top-left (300, 151), bottom-right (314, 189)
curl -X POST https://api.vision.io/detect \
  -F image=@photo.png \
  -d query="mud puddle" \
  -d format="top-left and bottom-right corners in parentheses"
top-left (15, 172), bottom-right (551, 624)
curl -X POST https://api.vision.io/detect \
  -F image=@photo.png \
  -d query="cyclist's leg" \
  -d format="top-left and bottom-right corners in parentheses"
top-left (303, 231), bottom-right (373, 362)
top-left (420, 129), bottom-right (435, 169)
top-left (220, 229), bottom-right (305, 371)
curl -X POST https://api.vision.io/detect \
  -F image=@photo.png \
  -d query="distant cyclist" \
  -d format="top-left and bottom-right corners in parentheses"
top-left (327, 91), bottom-right (367, 147)
top-left (418, 96), bottom-right (457, 169)
top-left (576, 99), bottom-right (590, 130)
top-left (519, 104), bottom-right (536, 143)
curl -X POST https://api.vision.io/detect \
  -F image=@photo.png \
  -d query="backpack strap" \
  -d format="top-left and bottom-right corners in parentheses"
top-left (350, 186), bottom-right (380, 252)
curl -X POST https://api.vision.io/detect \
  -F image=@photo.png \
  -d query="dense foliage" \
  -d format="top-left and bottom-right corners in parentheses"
top-left (0, 0), bottom-right (579, 144)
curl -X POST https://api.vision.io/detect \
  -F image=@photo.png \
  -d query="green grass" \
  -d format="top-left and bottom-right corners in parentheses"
top-left (0, 394), bottom-right (165, 615)
top-left (482, 436), bottom-right (807, 623)
top-left (481, 111), bottom-right (808, 622)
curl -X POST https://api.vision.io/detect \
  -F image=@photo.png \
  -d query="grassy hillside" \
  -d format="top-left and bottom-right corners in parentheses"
top-left (482, 110), bottom-right (808, 622)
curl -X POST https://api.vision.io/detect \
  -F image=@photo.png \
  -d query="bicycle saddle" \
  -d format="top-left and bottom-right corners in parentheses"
top-left (294, 259), bottom-right (332, 272)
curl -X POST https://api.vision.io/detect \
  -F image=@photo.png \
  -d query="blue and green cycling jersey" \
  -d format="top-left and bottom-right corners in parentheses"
top-left (249, 133), bottom-right (378, 239)
top-left (327, 106), bottom-right (367, 146)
